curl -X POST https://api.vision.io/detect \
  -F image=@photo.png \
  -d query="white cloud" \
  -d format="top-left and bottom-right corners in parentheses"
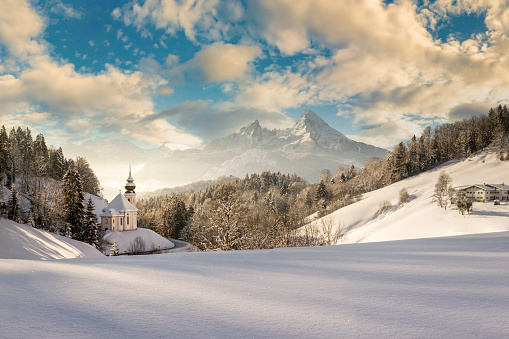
top-left (165, 53), bottom-right (179, 66)
top-left (88, 40), bottom-right (95, 47)
top-left (113, 0), bottom-right (224, 42)
top-left (176, 42), bottom-right (262, 83)
top-left (49, 0), bottom-right (84, 20)
top-left (0, 0), bottom-right (46, 58)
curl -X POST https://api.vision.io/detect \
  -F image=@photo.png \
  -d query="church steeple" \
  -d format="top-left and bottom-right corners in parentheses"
top-left (124, 166), bottom-right (136, 206)
top-left (125, 165), bottom-right (136, 193)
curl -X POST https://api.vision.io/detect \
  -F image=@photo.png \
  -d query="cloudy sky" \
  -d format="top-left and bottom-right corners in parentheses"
top-left (1, 0), bottom-right (508, 149)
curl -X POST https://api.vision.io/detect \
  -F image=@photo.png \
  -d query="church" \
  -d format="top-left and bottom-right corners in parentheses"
top-left (100, 168), bottom-right (138, 232)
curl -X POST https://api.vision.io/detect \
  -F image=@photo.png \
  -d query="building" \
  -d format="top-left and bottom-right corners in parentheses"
top-left (100, 168), bottom-right (138, 231)
top-left (455, 183), bottom-right (509, 202)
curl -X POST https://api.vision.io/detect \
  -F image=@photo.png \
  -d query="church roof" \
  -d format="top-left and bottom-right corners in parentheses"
top-left (100, 194), bottom-right (137, 217)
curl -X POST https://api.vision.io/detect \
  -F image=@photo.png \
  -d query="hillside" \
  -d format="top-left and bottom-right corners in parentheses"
top-left (102, 228), bottom-right (175, 254)
top-left (309, 148), bottom-right (509, 243)
top-left (1, 232), bottom-right (509, 337)
top-left (0, 219), bottom-right (104, 260)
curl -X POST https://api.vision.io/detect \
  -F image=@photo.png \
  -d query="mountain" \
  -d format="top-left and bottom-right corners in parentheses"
top-left (202, 110), bottom-right (387, 181)
top-left (206, 110), bottom-right (385, 156)
top-left (63, 111), bottom-right (387, 198)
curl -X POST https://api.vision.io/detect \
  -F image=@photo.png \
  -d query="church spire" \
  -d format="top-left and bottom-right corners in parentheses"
top-left (125, 165), bottom-right (136, 194)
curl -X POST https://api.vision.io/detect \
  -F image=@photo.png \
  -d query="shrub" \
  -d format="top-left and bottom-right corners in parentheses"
top-left (127, 235), bottom-right (146, 254)
top-left (378, 200), bottom-right (392, 213)
top-left (399, 188), bottom-right (409, 204)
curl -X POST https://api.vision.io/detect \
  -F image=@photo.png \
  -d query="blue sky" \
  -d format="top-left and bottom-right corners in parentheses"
top-left (0, 0), bottom-right (508, 149)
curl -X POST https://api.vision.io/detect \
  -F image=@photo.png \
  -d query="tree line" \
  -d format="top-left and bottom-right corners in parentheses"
top-left (138, 105), bottom-right (509, 251)
top-left (1, 126), bottom-right (104, 249)
top-left (0, 126), bottom-right (101, 195)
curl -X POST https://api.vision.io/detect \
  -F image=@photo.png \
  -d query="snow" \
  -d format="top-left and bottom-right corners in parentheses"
top-left (100, 193), bottom-right (136, 217)
top-left (1, 232), bottom-right (509, 337)
top-left (309, 149), bottom-right (509, 244)
top-left (102, 228), bottom-right (175, 254)
top-left (0, 218), bottom-right (104, 260)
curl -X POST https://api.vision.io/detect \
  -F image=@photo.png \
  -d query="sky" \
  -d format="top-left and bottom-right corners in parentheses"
top-left (0, 0), bottom-right (508, 149)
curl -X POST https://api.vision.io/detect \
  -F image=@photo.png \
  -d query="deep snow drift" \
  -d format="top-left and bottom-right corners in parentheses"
top-left (1, 232), bottom-right (509, 337)
top-left (310, 149), bottom-right (509, 244)
top-left (0, 219), bottom-right (103, 260)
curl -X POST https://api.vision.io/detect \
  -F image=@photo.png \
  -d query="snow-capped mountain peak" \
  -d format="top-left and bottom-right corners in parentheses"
top-left (292, 110), bottom-right (348, 140)
top-left (240, 120), bottom-right (262, 137)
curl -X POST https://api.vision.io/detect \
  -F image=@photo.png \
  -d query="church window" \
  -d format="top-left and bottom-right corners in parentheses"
top-left (127, 215), bottom-right (130, 224)
top-left (120, 218), bottom-right (123, 226)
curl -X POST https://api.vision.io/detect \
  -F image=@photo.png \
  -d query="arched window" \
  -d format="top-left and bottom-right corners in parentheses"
top-left (120, 218), bottom-right (123, 226)
top-left (127, 215), bottom-right (130, 224)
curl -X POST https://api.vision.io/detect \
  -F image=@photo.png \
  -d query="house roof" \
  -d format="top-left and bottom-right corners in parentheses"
top-left (456, 184), bottom-right (497, 191)
top-left (486, 184), bottom-right (508, 190)
top-left (100, 194), bottom-right (137, 217)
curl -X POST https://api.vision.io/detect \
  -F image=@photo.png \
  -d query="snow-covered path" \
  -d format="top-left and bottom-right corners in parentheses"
top-left (2, 232), bottom-right (509, 338)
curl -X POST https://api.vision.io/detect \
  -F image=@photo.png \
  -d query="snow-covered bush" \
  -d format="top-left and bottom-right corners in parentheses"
top-left (127, 235), bottom-right (146, 254)
top-left (399, 188), bottom-right (409, 204)
top-left (378, 200), bottom-right (392, 213)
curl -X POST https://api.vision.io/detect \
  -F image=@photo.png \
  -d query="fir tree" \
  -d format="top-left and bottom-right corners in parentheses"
top-left (62, 166), bottom-right (85, 240)
top-left (7, 185), bottom-right (20, 222)
top-left (83, 197), bottom-right (99, 247)
top-left (305, 190), bottom-right (313, 209)
top-left (110, 239), bottom-right (119, 256)
top-left (315, 180), bottom-right (328, 201)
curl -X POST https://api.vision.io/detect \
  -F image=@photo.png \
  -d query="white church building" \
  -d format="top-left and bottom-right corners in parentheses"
top-left (100, 168), bottom-right (138, 232)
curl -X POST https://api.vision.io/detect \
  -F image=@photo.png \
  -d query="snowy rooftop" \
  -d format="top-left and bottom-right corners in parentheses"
top-left (101, 193), bottom-right (137, 217)
top-left (456, 184), bottom-right (508, 191)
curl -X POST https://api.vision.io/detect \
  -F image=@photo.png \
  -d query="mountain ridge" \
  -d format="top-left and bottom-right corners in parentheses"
top-left (205, 110), bottom-right (386, 156)
top-left (63, 110), bottom-right (388, 197)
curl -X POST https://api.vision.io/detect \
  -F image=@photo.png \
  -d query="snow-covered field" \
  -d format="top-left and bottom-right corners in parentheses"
top-left (1, 232), bottom-right (509, 337)
top-left (2, 149), bottom-right (509, 337)
top-left (311, 149), bottom-right (509, 244)
top-left (0, 219), bottom-right (103, 260)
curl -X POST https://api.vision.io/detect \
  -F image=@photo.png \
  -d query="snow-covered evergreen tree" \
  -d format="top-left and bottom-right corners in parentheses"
top-left (62, 166), bottom-right (85, 240)
top-left (110, 239), bottom-right (119, 256)
top-left (7, 185), bottom-right (21, 222)
top-left (315, 180), bottom-right (328, 201)
top-left (83, 197), bottom-right (99, 247)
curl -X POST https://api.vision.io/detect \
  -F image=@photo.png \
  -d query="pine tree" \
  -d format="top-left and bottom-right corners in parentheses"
top-left (49, 147), bottom-right (66, 180)
top-left (7, 185), bottom-right (20, 222)
top-left (83, 197), bottom-right (99, 247)
top-left (110, 239), bottom-right (119, 256)
top-left (315, 181), bottom-right (328, 201)
top-left (305, 190), bottom-right (313, 209)
top-left (62, 166), bottom-right (85, 240)
top-left (0, 126), bottom-right (10, 186)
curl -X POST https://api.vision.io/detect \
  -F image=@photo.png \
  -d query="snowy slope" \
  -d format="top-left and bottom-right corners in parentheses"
top-left (102, 228), bottom-right (174, 254)
top-left (309, 149), bottom-right (509, 244)
top-left (0, 219), bottom-right (104, 260)
top-left (1, 232), bottom-right (509, 337)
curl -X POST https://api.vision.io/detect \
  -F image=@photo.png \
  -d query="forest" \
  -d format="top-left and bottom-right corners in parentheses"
top-left (0, 126), bottom-right (103, 248)
top-left (137, 105), bottom-right (509, 251)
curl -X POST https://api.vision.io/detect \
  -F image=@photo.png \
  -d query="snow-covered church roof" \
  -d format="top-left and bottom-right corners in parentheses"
top-left (100, 193), bottom-right (137, 217)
